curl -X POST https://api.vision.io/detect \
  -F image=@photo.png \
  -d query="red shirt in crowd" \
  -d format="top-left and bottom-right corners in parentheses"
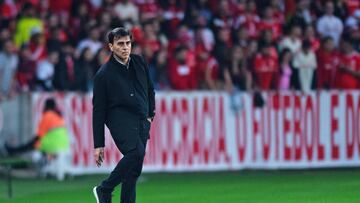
top-left (346, 0), bottom-right (359, 15)
top-left (0, 1), bottom-right (18, 18)
top-left (258, 20), bottom-right (282, 41)
top-left (316, 49), bottom-right (339, 88)
top-left (253, 53), bottom-right (278, 90)
top-left (196, 55), bottom-right (219, 82)
top-left (163, 3), bottom-right (185, 33)
top-left (29, 41), bottom-right (47, 63)
top-left (336, 51), bottom-right (360, 89)
top-left (309, 38), bottom-right (321, 52)
top-left (136, 0), bottom-right (160, 20)
top-left (49, 0), bottom-right (72, 13)
top-left (169, 58), bottom-right (197, 90)
top-left (142, 38), bottom-right (161, 53)
top-left (234, 13), bottom-right (260, 39)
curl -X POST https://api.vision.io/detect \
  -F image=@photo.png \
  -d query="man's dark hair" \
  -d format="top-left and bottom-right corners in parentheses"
top-left (107, 27), bottom-right (132, 44)
top-left (43, 97), bottom-right (62, 115)
top-left (44, 98), bottom-right (56, 111)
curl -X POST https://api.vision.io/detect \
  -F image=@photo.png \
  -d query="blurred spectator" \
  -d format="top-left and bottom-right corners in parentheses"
top-left (137, 0), bottom-right (161, 22)
top-left (141, 20), bottom-right (162, 53)
top-left (253, 43), bottom-right (278, 90)
top-left (14, 3), bottom-right (43, 48)
top-left (333, 0), bottom-right (349, 20)
top-left (335, 38), bottom-right (360, 89)
top-left (316, 1), bottom-right (344, 46)
top-left (304, 25), bottom-right (320, 52)
top-left (28, 30), bottom-right (47, 64)
top-left (233, 1), bottom-right (260, 39)
top-left (70, 2), bottom-right (92, 41)
top-left (193, 17), bottom-right (215, 51)
top-left (114, 0), bottom-right (139, 24)
top-left (245, 39), bottom-right (259, 62)
top-left (259, 6), bottom-right (282, 41)
top-left (169, 46), bottom-right (197, 90)
top-left (76, 26), bottom-right (103, 56)
top-left (74, 47), bottom-right (95, 92)
top-left (344, 0), bottom-right (359, 16)
top-left (345, 9), bottom-right (360, 32)
top-left (316, 36), bottom-right (339, 89)
top-left (143, 43), bottom-right (155, 63)
top-left (213, 28), bottom-right (232, 73)
top-left (35, 50), bottom-right (58, 91)
top-left (224, 45), bottom-right (252, 92)
top-left (343, 8), bottom-right (360, 51)
top-left (258, 29), bottom-right (278, 60)
top-left (293, 40), bottom-right (317, 93)
top-left (234, 26), bottom-right (249, 48)
top-left (0, 0), bottom-right (18, 23)
top-left (279, 25), bottom-right (302, 54)
top-left (148, 48), bottom-right (170, 90)
top-left (160, 0), bottom-right (186, 38)
top-left (47, 27), bottom-right (65, 52)
top-left (53, 43), bottom-right (76, 91)
top-left (287, 0), bottom-right (313, 30)
top-left (211, 0), bottom-right (234, 29)
top-left (183, 0), bottom-right (213, 27)
top-left (0, 28), bottom-right (12, 48)
top-left (16, 45), bottom-right (36, 91)
top-left (151, 19), bottom-right (169, 47)
top-left (268, 0), bottom-right (285, 24)
top-left (97, 12), bottom-right (113, 36)
top-left (0, 39), bottom-right (18, 99)
top-left (278, 48), bottom-right (293, 90)
top-left (194, 27), bottom-right (219, 90)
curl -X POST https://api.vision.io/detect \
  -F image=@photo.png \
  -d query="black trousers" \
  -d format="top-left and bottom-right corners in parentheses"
top-left (100, 120), bottom-right (149, 203)
top-left (6, 137), bottom-right (38, 155)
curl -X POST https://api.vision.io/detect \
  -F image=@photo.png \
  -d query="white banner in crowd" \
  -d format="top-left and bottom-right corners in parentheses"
top-left (32, 91), bottom-right (360, 174)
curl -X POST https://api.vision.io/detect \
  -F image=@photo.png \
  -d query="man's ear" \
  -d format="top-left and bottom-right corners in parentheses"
top-left (108, 43), bottom-right (113, 52)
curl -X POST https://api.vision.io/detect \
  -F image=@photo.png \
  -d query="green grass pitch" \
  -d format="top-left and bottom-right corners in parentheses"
top-left (1, 169), bottom-right (359, 203)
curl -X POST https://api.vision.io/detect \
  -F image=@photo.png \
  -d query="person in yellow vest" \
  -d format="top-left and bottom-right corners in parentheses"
top-left (5, 98), bottom-right (69, 155)
top-left (14, 3), bottom-right (43, 48)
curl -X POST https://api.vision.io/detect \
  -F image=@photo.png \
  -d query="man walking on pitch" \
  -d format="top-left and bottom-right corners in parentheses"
top-left (92, 27), bottom-right (155, 203)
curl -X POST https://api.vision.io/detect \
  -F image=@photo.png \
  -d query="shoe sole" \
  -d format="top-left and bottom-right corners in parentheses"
top-left (93, 186), bottom-right (100, 203)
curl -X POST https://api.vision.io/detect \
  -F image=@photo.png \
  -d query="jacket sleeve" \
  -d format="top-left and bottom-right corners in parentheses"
top-left (92, 70), bottom-right (107, 148)
top-left (141, 56), bottom-right (156, 119)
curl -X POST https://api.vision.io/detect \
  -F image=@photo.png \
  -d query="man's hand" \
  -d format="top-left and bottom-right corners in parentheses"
top-left (94, 147), bottom-right (104, 167)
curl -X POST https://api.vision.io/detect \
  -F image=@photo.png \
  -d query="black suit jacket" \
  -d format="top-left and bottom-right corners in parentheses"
top-left (92, 54), bottom-right (155, 152)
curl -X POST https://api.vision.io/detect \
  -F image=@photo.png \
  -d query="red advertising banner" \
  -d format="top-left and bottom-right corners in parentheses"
top-left (32, 91), bottom-right (360, 174)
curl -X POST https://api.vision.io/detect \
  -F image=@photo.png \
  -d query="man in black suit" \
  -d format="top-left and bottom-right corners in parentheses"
top-left (92, 27), bottom-right (155, 203)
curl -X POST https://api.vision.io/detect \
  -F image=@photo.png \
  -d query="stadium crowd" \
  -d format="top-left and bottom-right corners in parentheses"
top-left (0, 0), bottom-right (359, 100)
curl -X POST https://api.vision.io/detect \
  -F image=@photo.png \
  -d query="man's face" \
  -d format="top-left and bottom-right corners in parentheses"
top-left (109, 36), bottom-right (131, 62)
